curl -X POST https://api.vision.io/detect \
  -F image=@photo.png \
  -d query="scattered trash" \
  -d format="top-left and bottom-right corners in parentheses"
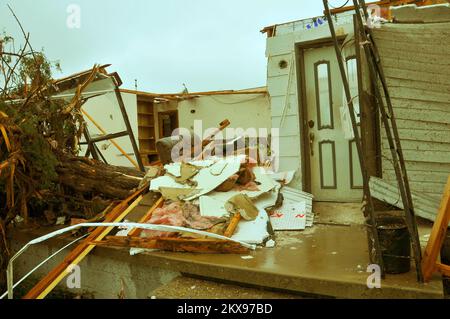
top-left (265, 239), bottom-right (276, 248)
top-left (14, 215), bottom-right (24, 224)
top-left (270, 202), bottom-right (307, 231)
top-left (55, 217), bottom-right (66, 226)
top-left (241, 255), bottom-right (254, 260)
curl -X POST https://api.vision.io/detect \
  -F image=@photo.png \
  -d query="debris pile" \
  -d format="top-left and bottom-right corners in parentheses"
top-left (112, 154), bottom-right (314, 253)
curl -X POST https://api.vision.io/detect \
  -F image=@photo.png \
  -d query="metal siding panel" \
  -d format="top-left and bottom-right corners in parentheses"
top-left (373, 22), bottom-right (450, 199)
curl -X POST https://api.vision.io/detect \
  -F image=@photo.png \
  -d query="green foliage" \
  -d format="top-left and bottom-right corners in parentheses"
top-left (0, 35), bottom-right (82, 196)
top-left (20, 121), bottom-right (58, 188)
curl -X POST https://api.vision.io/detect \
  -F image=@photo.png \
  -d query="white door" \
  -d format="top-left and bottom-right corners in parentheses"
top-left (304, 45), bottom-right (363, 202)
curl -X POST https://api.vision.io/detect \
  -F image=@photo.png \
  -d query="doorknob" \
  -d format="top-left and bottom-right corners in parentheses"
top-left (308, 120), bottom-right (315, 129)
top-left (309, 132), bottom-right (315, 156)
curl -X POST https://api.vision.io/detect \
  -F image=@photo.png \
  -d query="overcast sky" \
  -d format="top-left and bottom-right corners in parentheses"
top-left (0, 0), bottom-right (341, 93)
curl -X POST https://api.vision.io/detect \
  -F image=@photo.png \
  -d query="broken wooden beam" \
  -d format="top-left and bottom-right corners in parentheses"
top-left (92, 236), bottom-right (249, 254)
top-left (23, 187), bottom-right (146, 299)
top-left (224, 213), bottom-right (241, 238)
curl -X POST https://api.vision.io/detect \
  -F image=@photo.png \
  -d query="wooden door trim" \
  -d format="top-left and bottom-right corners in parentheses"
top-left (296, 35), bottom-right (380, 196)
top-left (158, 110), bottom-right (179, 139)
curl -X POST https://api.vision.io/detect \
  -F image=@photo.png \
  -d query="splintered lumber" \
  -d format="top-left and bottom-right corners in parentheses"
top-left (92, 236), bottom-right (249, 254)
top-left (422, 175), bottom-right (450, 282)
top-left (191, 119), bottom-right (230, 158)
top-left (224, 213), bottom-right (241, 238)
top-left (23, 188), bottom-right (146, 299)
top-left (127, 196), bottom-right (164, 237)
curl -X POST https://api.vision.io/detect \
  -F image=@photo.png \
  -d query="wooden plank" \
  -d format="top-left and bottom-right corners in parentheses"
top-left (381, 148), bottom-right (450, 164)
top-left (385, 76), bottom-right (450, 96)
top-left (23, 188), bottom-right (146, 299)
top-left (437, 263), bottom-right (450, 277)
top-left (380, 56), bottom-right (450, 78)
top-left (87, 131), bottom-right (129, 144)
top-left (381, 128), bottom-right (450, 144)
top-left (377, 21), bottom-right (450, 33)
top-left (394, 119), bottom-right (450, 132)
top-left (421, 175), bottom-right (450, 282)
top-left (375, 28), bottom-right (450, 39)
top-left (383, 168), bottom-right (450, 184)
top-left (381, 139), bottom-right (450, 153)
top-left (374, 38), bottom-right (450, 57)
top-left (391, 98), bottom-right (450, 113)
top-left (390, 160), bottom-right (450, 173)
top-left (374, 29), bottom-right (450, 46)
top-left (388, 87), bottom-right (450, 105)
top-left (373, 46), bottom-right (450, 67)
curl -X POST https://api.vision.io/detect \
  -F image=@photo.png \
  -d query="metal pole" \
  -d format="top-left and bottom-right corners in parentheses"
top-left (323, 0), bottom-right (385, 276)
top-left (352, 0), bottom-right (423, 282)
top-left (359, 0), bottom-right (418, 244)
top-left (7, 261), bottom-right (13, 299)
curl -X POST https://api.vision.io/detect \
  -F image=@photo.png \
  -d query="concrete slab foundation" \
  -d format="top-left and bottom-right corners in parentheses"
top-left (6, 202), bottom-right (445, 299)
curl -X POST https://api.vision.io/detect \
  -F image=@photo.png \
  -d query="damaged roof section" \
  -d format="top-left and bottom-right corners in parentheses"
top-left (53, 64), bottom-right (123, 93)
top-left (119, 87), bottom-right (267, 104)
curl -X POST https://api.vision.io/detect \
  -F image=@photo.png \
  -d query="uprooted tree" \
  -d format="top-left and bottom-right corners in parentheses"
top-left (0, 20), bottom-right (145, 290)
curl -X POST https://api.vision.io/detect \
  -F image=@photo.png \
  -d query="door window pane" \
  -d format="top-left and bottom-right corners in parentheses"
top-left (315, 62), bottom-right (334, 129)
top-left (346, 58), bottom-right (360, 123)
top-left (349, 140), bottom-right (363, 189)
top-left (319, 141), bottom-right (337, 189)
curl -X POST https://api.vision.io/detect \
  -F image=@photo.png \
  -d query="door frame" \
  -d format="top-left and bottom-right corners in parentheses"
top-left (295, 36), bottom-right (380, 195)
top-left (158, 110), bottom-right (179, 139)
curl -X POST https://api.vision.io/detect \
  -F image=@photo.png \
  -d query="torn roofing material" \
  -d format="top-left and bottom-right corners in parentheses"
top-left (369, 177), bottom-right (440, 222)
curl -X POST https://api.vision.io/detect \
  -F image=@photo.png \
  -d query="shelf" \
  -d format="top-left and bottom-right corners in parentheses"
top-left (139, 137), bottom-right (155, 140)
top-left (138, 124), bottom-right (154, 128)
top-left (138, 112), bottom-right (154, 116)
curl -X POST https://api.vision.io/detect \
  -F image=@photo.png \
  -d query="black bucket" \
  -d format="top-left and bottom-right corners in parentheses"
top-left (376, 214), bottom-right (411, 274)
top-left (441, 230), bottom-right (450, 299)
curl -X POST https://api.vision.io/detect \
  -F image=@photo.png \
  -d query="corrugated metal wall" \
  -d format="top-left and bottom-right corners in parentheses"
top-left (372, 22), bottom-right (450, 200)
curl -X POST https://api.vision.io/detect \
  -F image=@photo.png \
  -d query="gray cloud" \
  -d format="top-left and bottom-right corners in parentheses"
top-left (0, 0), bottom-right (327, 92)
